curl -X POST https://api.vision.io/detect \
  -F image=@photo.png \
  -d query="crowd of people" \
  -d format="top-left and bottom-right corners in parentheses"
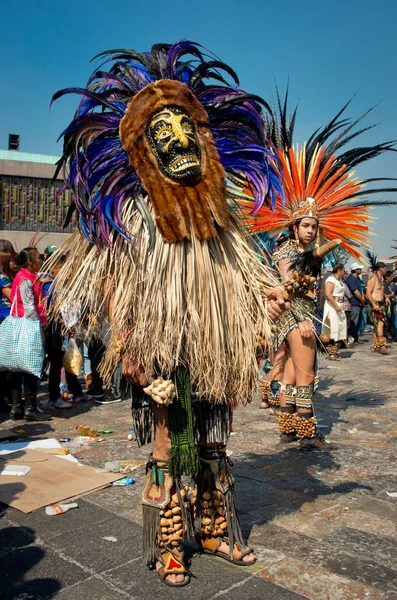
top-left (316, 261), bottom-right (397, 360)
top-left (0, 240), bottom-right (124, 420)
top-left (2, 235), bottom-right (394, 424)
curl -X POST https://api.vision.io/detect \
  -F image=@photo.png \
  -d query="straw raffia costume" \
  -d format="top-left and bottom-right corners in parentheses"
top-left (49, 41), bottom-right (283, 586)
top-left (239, 91), bottom-right (397, 448)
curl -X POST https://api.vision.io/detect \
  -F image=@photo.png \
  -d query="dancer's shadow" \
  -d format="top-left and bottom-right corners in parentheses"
top-left (231, 447), bottom-right (371, 540)
top-left (234, 372), bottom-right (386, 542)
top-left (304, 374), bottom-right (390, 437)
top-left (0, 456), bottom-right (61, 599)
top-left (0, 524), bottom-right (61, 599)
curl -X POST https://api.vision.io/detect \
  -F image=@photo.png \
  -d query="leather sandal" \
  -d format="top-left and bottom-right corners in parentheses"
top-left (300, 432), bottom-right (338, 451)
top-left (198, 535), bottom-right (256, 566)
top-left (156, 549), bottom-right (190, 587)
top-left (280, 432), bottom-right (298, 443)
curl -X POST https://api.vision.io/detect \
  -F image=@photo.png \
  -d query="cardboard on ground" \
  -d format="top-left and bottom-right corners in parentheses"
top-left (0, 438), bottom-right (67, 455)
top-left (0, 448), bottom-right (123, 513)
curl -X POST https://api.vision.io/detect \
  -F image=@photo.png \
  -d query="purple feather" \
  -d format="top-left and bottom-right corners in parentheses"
top-left (52, 40), bottom-right (282, 246)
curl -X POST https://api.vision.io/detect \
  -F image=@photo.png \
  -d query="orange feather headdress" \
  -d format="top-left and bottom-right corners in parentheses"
top-left (239, 92), bottom-right (397, 259)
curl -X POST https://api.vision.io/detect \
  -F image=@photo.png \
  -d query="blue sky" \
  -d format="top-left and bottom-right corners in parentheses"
top-left (1, 0), bottom-right (396, 257)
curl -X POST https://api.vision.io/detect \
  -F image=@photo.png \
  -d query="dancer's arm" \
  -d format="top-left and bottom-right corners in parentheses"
top-left (277, 256), bottom-right (292, 282)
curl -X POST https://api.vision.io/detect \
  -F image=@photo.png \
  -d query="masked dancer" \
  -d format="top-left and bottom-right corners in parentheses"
top-left (48, 41), bottom-right (288, 587)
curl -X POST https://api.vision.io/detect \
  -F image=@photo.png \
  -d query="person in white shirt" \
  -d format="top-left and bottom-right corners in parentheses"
top-left (322, 263), bottom-right (347, 360)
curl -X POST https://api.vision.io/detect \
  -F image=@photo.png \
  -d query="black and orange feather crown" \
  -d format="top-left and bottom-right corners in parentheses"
top-left (239, 90), bottom-right (397, 258)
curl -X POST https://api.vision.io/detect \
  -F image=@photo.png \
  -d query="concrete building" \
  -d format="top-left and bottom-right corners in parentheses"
top-left (0, 148), bottom-right (74, 253)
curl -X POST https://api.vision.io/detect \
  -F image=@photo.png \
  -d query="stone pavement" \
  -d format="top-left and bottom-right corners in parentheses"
top-left (1, 332), bottom-right (397, 599)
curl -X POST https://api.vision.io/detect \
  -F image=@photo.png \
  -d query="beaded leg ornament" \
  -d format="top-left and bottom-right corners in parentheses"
top-left (276, 407), bottom-right (297, 442)
top-left (294, 383), bottom-right (316, 441)
top-left (293, 384), bottom-right (337, 450)
top-left (141, 456), bottom-right (193, 569)
top-left (327, 342), bottom-right (340, 359)
top-left (276, 384), bottom-right (297, 442)
top-left (378, 336), bottom-right (388, 355)
top-left (193, 446), bottom-right (245, 559)
top-left (259, 378), bottom-right (271, 403)
top-left (293, 413), bottom-right (317, 439)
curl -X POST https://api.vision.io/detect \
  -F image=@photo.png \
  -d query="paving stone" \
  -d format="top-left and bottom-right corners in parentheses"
top-left (84, 484), bottom-right (143, 518)
top-left (270, 510), bottom-right (344, 539)
top-left (209, 574), bottom-right (307, 599)
top-left (46, 575), bottom-right (131, 599)
top-left (324, 527), bottom-right (397, 570)
top-left (325, 508), bottom-right (397, 540)
top-left (45, 515), bottom-right (142, 572)
top-left (0, 544), bottom-right (86, 600)
top-left (307, 545), bottom-right (397, 595)
top-left (0, 499), bottom-right (113, 542)
top-left (248, 523), bottom-right (318, 555)
top-left (0, 522), bottom-right (38, 555)
top-left (256, 556), bottom-right (384, 600)
top-left (360, 497), bottom-right (397, 522)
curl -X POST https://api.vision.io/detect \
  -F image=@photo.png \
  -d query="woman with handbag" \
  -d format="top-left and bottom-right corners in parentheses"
top-left (7, 248), bottom-right (51, 421)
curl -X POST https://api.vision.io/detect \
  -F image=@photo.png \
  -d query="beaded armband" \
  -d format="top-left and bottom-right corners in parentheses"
top-left (272, 240), bottom-right (299, 266)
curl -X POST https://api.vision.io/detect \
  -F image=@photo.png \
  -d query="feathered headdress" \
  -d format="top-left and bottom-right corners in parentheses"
top-left (239, 89), bottom-right (397, 258)
top-left (52, 40), bottom-right (283, 247)
top-left (365, 249), bottom-right (385, 272)
top-left (48, 40), bottom-right (284, 405)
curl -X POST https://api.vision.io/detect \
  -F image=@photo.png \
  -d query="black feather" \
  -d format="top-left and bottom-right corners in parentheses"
top-left (269, 88), bottom-right (397, 206)
top-left (365, 249), bottom-right (380, 272)
top-left (289, 251), bottom-right (322, 278)
top-left (63, 200), bottom-right (76, 228)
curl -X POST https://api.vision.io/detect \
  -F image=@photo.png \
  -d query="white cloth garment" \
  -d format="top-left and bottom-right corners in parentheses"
top-left (322, 275), bottom-right (347, 341)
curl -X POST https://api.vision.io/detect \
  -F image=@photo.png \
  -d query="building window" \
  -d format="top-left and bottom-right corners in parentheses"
top-left (0, 176), bottom-right (76, 232)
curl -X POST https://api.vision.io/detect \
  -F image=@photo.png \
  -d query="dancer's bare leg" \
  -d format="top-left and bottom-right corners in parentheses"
top-left (287, 325), bottom-right (335, 449)
top-left (275, 355), bottom-right (297, 442)
top-left (373, 319), bottom-right (385, 351)
top-left (152, 404), bottom-right (171, 460)
top-left (287, 326), bottom-right (316, 419)
top-left (279, 355), bottom-right (296, 407)
top-left (376, 319), bottom-right (388, 353)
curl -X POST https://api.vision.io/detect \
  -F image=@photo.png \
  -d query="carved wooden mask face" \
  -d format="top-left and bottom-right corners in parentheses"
top-left (146, 105), bottom-right (202, 185)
